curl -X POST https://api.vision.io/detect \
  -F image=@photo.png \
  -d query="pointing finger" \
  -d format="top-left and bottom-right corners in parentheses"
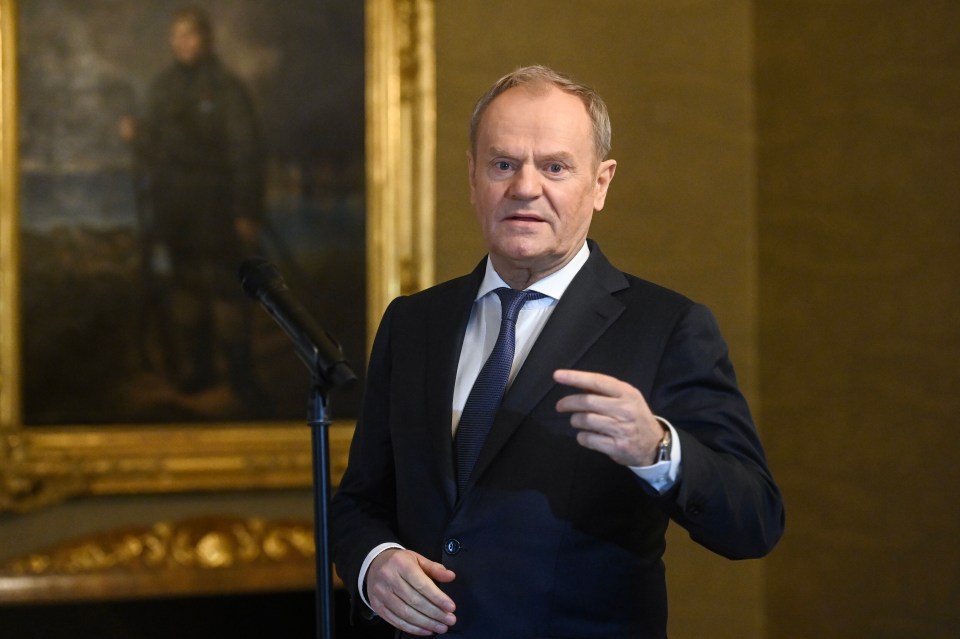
top-left (553, 369), bottom-right (625, 397)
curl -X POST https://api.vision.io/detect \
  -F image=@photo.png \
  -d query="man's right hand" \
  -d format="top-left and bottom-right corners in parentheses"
top-left (366, 548), bottom-right (457, 636)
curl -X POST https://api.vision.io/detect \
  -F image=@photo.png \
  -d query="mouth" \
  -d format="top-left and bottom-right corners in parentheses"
top-left (504, 213), bottom-right (545, 223)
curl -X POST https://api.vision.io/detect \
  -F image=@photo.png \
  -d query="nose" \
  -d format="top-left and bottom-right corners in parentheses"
top-left (507, 164), bottom-right (542, 200)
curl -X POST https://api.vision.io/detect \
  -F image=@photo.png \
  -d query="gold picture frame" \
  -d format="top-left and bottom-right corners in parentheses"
top-left (0, 0), bottom-right (436, 513)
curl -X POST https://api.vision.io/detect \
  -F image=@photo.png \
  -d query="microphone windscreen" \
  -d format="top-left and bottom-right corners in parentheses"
top-left (239, 257), bottom-right (283, 299)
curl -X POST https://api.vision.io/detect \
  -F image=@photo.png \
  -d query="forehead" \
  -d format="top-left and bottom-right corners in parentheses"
top-left (172, 19), bottom-right (202, 36)
top-left (476, 86), bottom-right (593, 154)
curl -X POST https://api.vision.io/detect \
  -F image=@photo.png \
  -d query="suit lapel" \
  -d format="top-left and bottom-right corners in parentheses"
top-left (425, 261), bottom-right (485, 506)
top-left (467, 243), bottom-right (629, 490)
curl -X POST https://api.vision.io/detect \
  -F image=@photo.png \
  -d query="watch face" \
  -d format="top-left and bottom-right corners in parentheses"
top-left (658, 431), bottom-right (672, 462)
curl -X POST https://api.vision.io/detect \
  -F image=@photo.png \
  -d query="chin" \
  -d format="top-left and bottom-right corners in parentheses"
top-left (492, 238), bottom-right (543, 261)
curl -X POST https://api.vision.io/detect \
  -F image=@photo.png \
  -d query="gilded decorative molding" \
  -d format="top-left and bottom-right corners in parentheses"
top-left (0, 432), bottom-right (88, 513)
top-left (365, 0), bottom-right (436, 340)
top-left (2, 516), bottom-right (315, 576)
top-left (0, 515), bottom-right (324, 603)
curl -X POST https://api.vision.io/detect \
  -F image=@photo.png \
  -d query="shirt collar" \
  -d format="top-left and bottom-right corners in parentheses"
top-left (476, 242), bottom-right (591, 301)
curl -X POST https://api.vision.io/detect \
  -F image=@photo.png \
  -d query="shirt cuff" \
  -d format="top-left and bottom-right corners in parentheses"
top-left (629, 417), bottom-right (682, 494)
top-left (358, 542), bottom-right (405, 610)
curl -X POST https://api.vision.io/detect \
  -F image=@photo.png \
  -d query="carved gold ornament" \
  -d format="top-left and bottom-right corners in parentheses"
top-left (0, 516), bottom-right (327, 603)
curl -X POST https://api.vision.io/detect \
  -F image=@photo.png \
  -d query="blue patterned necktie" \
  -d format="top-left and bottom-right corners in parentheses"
top-left (455, 287), bottom-right (546, 492)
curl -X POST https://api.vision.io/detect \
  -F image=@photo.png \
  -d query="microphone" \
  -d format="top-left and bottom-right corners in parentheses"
top-left (239, 257), bottom-right (357, 390)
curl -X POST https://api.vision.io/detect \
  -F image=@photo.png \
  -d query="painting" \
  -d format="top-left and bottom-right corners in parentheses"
top-left (18, 0), bottom-right (370, 425)
top-left (0, 0), bottom-right (436, 511)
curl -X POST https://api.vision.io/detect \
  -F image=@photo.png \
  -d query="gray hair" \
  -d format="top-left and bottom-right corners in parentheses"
top-left (469, 65), bottom-right (612, 161)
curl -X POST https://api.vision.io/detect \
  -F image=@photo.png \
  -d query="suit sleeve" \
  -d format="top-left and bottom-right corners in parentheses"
top-left (651, 303), bottom-right (784, 559)
top-left (330, 298), bottom-right (404, 605)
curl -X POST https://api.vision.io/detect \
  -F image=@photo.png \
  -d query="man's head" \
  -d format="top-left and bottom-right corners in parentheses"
top-left (170, 6), bottom-right (213, 66)
top-left (468, 66), bottom-right (617, 288)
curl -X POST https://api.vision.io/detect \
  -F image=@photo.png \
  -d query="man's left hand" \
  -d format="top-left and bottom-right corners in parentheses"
top-left (554, 369), bottom-right (665, 467)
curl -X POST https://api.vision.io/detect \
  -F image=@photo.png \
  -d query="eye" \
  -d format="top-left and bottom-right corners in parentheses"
top-left (494, 160), bottom-right (513, 171)
top-left (546, 163), bottom-right (565, 174)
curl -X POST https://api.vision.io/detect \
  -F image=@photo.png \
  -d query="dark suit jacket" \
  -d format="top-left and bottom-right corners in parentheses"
top-left (330, 241), bottom-right (784, 638)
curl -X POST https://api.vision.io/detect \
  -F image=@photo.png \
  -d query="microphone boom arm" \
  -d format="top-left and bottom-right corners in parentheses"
top-left (239, 257), bottom-right (356, 391)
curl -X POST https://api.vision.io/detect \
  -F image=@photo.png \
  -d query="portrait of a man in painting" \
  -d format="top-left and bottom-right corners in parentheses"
top-left (16, 1), bottom-right (366, 426)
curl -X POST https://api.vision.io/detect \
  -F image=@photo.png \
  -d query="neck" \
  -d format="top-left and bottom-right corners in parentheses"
top-left (496, 269), bottom-right (550, 290)
top-left (490, 255), bottom-right (572, 290)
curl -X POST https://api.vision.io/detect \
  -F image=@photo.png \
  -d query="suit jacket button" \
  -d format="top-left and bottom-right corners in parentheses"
top-left (443, 538), bottom-right (461, 555)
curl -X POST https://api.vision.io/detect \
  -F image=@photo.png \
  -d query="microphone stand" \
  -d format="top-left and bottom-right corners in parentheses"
top-left (308, 370), bottom-right (336, 639)
top-left (304, 353), bottom-right (355, 639)
top-left (239, 256), bottom-right (355, 639)
top-left (305, 354), bottom-right (355, 639)
top-left (305, 356), bottom-right (356, 639)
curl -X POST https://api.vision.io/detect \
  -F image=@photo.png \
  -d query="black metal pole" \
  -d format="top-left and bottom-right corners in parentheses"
top-left (309, 384), bottom-right (335, 639)
top-left (239, 257), bottom-right (357, 639)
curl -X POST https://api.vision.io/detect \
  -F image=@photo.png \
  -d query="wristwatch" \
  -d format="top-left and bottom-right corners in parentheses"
top-left (656, 427), bottom-right (672, 463)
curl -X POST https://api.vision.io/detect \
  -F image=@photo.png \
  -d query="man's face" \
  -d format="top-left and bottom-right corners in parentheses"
top-left (468, 85), bottom-right (616, 283)
top-left (170, 20), bottom-right (207, 65)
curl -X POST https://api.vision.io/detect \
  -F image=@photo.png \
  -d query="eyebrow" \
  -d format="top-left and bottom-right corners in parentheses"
top-left (486, 146), bottom-right (578, 165)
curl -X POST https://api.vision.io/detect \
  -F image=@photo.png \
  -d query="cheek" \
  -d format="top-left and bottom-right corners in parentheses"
top-left (555, 193), bottom-right (595, 233)
top-left (471, 192), bottom-right (497, 233)
top-left (472, 184), bottom-right (500, 215)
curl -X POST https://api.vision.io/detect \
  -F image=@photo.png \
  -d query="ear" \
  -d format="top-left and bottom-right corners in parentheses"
top-left (592, 159), bottom-right (617, 211)
top-left (467, 150), bottom-right (477, 205)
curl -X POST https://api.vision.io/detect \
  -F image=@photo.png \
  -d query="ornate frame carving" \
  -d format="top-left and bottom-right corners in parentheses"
top-left (0, 515), bottom-right (324, 602)
top-left (0, 0), bottom-right (435, 513)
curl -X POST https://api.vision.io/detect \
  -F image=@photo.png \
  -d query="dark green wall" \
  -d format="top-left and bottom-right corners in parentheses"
top-left (756, 2), bottom-right (960, 637)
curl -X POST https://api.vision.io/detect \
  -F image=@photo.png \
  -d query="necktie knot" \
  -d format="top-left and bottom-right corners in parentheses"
top-left (494, 287), bottom-right (546, 324)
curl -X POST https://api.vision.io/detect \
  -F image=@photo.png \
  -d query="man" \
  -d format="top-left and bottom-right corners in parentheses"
top-left (330, 65), bottom-right (784, 638)
top-left (121, 6), bottom-right (264, 402)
